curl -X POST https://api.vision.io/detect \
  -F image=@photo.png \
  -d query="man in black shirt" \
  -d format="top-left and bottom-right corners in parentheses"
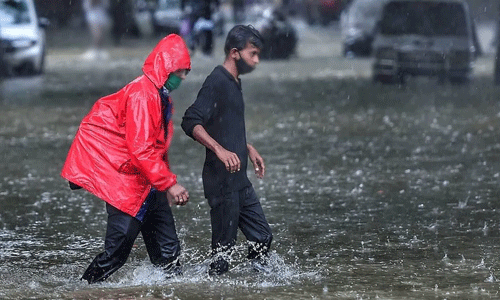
top-left (181, 25), bottom-right (272, 276)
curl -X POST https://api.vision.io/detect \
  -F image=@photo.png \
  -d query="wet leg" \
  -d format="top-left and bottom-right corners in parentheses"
top-left (208, 191), bottom-right (239, 275)
top-left (238, 187), bottom-right (273, 260)
top-left (141, 191), bottom-right (181, 276)
top-left (81, 204), bottom-right (141, 284)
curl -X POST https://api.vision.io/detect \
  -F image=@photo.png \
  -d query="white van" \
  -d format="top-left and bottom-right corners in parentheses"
top-left (0, 0), bottom-right (47, 76)
top-left (372, 0), bottom-right (477, 84)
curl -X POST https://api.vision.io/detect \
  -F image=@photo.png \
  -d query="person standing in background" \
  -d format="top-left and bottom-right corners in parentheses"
top-left (108, 0), bottom-right (133, 45)
top-left (82, 0), bottom-right (111, 60)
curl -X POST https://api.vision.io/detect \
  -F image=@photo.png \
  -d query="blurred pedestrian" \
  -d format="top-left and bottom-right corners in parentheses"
top-left (109, 0), bottom-right (133, 45)
top-left (180, 0), bottom-right (219, 50)
top-left (82, 0), bottom-right (111, 60)
top-left (233, 0), bottom-right (245, 23)
top-left (495, 4), bottom-right (500, 85)
top-left (181, 25), bottom-right (273, 276)
top-left (0, 28), bottom-right (6, 78)
top-left (495, 40), bottom-right (500, 85)
top-left (491, 4), bottom-right (500, 48)
top-left (62, 34), bottom-right (191, 284)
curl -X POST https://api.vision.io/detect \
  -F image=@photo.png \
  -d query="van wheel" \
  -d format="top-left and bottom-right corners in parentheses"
top-left (374, 73), bottom-right (405, 85)
top-left (449, 76), bottom-right (469, 85)
top-left (396, 73), bottom-right (406, 85)
top-left (34, 47), bottom-right (46, 75)
top-left (438, 74), bottom-right (447, 85)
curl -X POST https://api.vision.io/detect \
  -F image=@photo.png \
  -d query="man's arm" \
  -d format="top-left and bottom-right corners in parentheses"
top-left (181, 78), bottom-right (241, 173)
top-left (247, 143), bottom-right (265, 179)
top-left (192, 124), bottom-right (241, 173)
top-left (125, 92), bottom-right (189, 205)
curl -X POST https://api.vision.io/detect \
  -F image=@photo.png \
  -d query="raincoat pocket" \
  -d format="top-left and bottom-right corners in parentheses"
top-left (118, 159), bottom-right (141, 175)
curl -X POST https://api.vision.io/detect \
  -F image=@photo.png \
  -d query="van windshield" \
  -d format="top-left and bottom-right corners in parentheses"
top-left (0, 0), bottom-right (31, 26)
top-left (351, 0), bottom-right (385, 20)
top-left (158, 0), bottom-right (181, 10)
top-left (380, 1), bottom-right (468, 37)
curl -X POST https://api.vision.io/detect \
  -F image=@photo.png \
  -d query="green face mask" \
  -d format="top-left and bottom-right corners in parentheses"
top-left (164, 74), bottom-right (182, 91)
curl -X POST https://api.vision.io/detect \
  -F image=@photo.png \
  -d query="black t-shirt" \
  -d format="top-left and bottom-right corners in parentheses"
top-left (182, 65), bottom-right (251, 198)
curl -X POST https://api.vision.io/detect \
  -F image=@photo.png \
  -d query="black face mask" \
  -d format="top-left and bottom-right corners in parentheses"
top-left (236, 51), bottom-right (255, 75)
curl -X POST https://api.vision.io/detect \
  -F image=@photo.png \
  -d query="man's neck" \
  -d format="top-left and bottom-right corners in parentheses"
top-left (223, 60), bottom-right (239, 81)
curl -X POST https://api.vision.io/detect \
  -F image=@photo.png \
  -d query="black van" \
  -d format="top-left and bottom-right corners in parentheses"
top-left (372, 0), bottom-right (477, 84)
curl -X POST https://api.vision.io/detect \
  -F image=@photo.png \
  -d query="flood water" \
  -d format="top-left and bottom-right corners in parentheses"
top-left (2, 24), bottom-right (500, 299)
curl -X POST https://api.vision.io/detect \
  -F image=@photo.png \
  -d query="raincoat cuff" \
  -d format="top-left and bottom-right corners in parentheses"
top-left (160, 177), bottom-right (177, 192)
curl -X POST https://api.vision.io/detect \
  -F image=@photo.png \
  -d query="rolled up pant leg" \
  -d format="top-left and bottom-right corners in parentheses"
top-left (82, 203), bottom-right (141, 284)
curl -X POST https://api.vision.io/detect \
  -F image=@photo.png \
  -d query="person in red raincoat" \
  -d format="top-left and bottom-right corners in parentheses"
top-left (61, 34), bottom-right (191, 284)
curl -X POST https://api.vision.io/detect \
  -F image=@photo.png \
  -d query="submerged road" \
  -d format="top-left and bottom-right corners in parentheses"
top-left (2, 19), bottom-right (500, 299)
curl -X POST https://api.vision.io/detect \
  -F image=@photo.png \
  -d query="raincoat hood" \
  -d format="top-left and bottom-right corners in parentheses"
top-left (142, 34), bottom-right (191, 88)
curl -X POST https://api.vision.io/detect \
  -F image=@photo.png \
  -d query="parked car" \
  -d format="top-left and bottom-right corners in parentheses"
top-left (153, 0), bottom-right (183, 34)
top-left (340, 0), bottom-right (387, 57)
top-left (305, 0), bottom-right (343, 26)
top-left (0, 0), bottom-right (48, 76)
top-left (372, 0), bottom-right (477, 84)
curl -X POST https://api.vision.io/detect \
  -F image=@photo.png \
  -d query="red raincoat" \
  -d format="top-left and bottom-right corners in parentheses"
top-left (61, 34), bottom-right (191, 217)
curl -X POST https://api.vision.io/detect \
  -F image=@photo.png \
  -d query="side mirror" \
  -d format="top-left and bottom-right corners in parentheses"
top-left (38, 17), bottom-right (50, 28)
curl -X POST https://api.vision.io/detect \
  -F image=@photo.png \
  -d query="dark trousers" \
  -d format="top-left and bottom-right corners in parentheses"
top-left (81, 191), bottom-right (180, 283)
top-left (208, 186), bottom-right (272, 259)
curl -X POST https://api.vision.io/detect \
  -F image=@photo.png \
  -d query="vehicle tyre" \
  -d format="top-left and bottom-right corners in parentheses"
top-left (34, 47), bottom-right (46, 75)
top-left (373, 74), bottom-right (391, 84)
top-left (438, 74), bottom-right (447, 85)
top-left (343, 44), bottom-right (355, 58)
top-left (320, 16), bottom-right (330, 26)
top-left (374, 73), bottom-right (405, 85)
top-left (397, 73), bottom-right (406, 85)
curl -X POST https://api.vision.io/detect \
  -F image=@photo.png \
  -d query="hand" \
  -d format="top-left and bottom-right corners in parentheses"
top-left (191, 125), bottom-right (240, 174)
top-left (166, 183), bottom-right (189, 206)
top-left (215, 146), bottom-right (241, 174)
top-left (247, 144), bottom-right (265, 179)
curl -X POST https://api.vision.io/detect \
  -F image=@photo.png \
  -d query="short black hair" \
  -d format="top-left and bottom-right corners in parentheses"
top-left (224, 25), bottom-right (264, 56)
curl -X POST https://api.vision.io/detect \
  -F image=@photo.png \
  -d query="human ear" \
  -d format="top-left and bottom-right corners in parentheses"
top-left (230, 48), bottom-right (240, 60)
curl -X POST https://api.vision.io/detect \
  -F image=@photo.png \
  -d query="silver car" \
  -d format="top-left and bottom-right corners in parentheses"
top-left (372, 0), bottom-right (477, 84)
top-left (0, 0), bottom-right (47, 76)
top-left (340, 0), bottom-right (387, 57)
top-left (153, 0), bottom-right (183, 34)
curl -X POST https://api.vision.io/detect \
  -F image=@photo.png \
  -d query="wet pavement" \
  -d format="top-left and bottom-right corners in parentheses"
top-left (2, 20), bottom-right (500, 299)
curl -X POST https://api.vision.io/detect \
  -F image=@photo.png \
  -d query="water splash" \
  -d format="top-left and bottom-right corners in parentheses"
top-left (457, 195), bottom-right (470, 209)
top-left (485, 273), bottom-right (497, 283)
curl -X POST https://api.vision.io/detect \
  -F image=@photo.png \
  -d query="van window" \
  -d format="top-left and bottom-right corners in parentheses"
top-left (380, 1), bottom-right (468, 37)
top-left (351, 0), bottom-right (385, 20)
top-left (0, 0), bottom-right (30, 25)
top-left (158, 0), bottom-right (181, 10)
